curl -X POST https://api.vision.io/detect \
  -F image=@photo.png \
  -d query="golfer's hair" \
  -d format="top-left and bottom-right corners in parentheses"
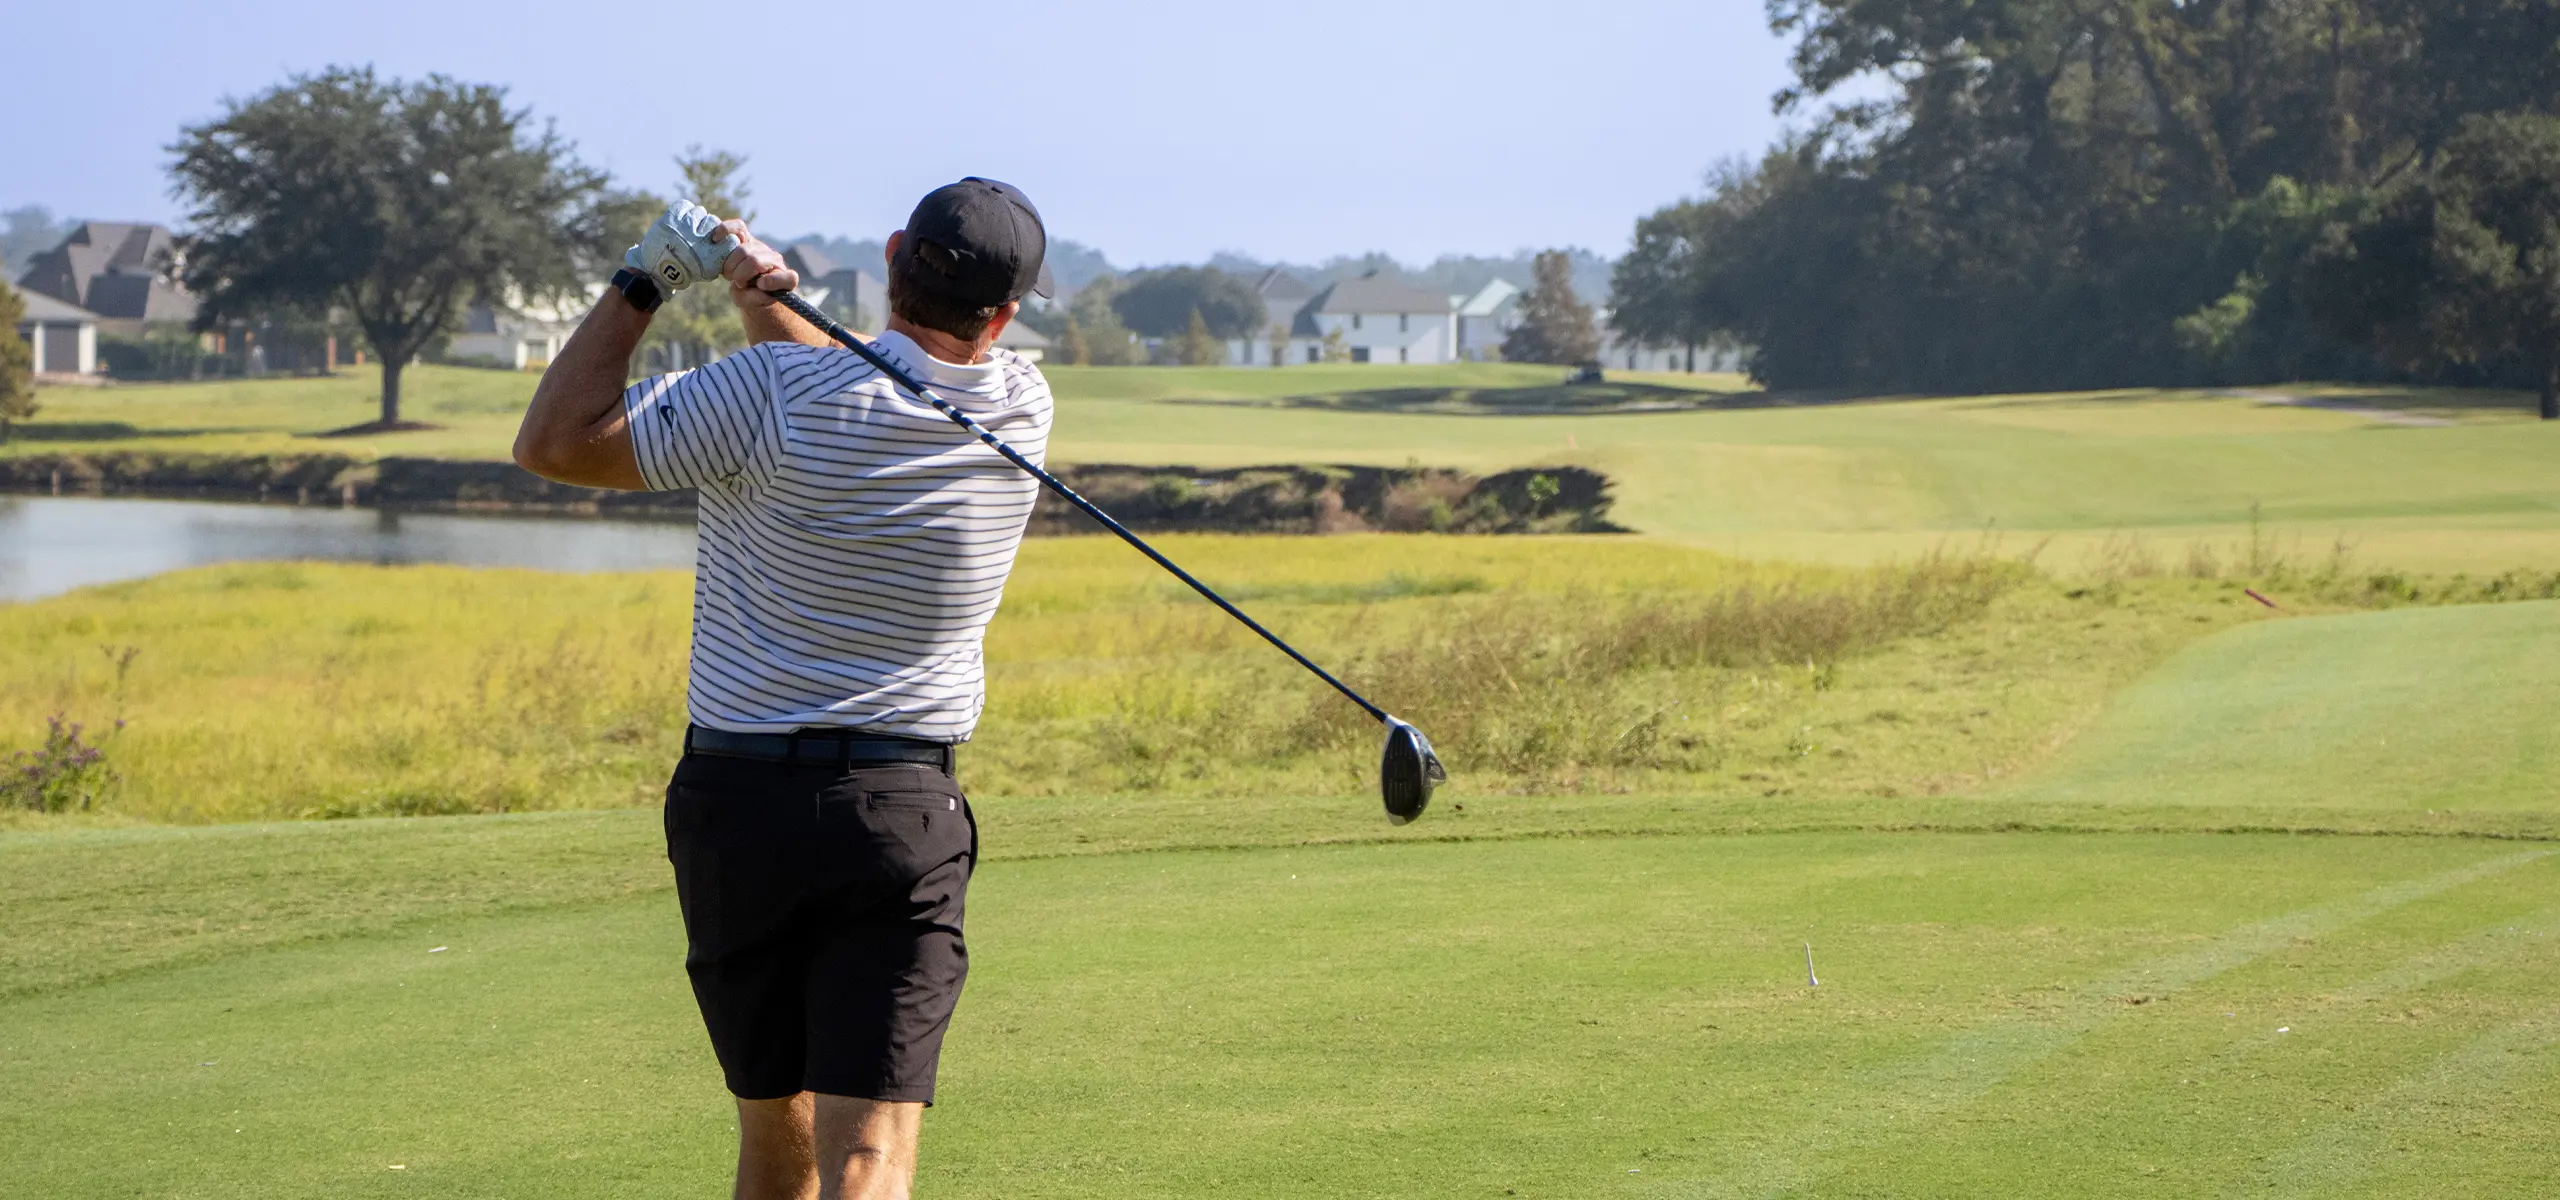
top-left (888, 239), bottom-right (1004, 341)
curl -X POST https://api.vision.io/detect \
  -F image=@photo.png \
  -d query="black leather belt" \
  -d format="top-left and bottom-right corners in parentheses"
top-left (684, 725), bottom-right (955, 771)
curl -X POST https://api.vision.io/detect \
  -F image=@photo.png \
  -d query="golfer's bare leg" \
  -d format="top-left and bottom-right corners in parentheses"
top-left (815, 1095), bottom-right (922, 1200)
top-left (735, 1094), bottom-right (818, 1200)
top-left (732, 1093), bottom-right (922, 1200)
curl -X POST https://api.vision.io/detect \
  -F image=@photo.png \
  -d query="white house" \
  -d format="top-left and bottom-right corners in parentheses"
top-left (1213, 271), bottom-right (1532, 367)
top-left (1294, 271), bottom-right (1457, 364)
top-left (447, 287), bottom-right (599, 369)
top-left (16, 289), bottom-right (99, 376)
top-left (1453, 279), bottom-right (1519, 361)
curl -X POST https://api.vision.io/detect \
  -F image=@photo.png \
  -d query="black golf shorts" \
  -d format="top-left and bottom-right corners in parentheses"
top-left (663, 752), bottom-right (976, 1104)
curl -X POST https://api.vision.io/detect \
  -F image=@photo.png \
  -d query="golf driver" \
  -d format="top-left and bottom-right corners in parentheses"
top-left (767, 290), bottom-right (1447, 823)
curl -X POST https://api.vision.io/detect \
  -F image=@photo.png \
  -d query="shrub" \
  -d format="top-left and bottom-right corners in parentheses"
top-left (1, 714), bottom-right (119, 812)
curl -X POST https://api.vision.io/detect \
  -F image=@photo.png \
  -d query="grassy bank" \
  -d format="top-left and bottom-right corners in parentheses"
top-left (25, 367), bottom-right (2560, 573)
top-left (0, 538), bottom-right (2214, 825)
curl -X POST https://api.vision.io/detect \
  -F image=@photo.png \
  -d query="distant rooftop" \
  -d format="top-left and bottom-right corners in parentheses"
top-left (14, 288), bottom-right (94, 323)
top-left (1252, 268), bottom-right (1315, 302)
top-left (1306, 271), bottom-right (1453, 316)
top-left (15, 221), bottom-right (196, 324)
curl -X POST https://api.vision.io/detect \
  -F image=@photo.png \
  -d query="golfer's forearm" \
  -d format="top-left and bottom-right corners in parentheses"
top-left (739, 294), bottom-right (834, 348)
top-left (515, 294), bottom-right (649, 489)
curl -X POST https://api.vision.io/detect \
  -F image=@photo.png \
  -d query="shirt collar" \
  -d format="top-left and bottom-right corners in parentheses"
top-left (869, 329), bottom-right (1006, 399)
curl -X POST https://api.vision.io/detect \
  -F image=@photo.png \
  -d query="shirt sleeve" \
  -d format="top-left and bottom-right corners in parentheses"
top-left (621, 343), bottom-right (782, 492)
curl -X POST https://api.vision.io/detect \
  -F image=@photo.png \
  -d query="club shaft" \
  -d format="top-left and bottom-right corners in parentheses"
top-left (765, 290), bottom-right (1390, 725)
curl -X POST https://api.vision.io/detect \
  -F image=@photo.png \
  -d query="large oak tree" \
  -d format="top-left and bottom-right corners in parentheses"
top-left (171, 67), bottom-right (603, 427)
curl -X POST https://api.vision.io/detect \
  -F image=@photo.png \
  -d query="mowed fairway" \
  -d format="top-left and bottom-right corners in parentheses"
top-left (2017, 601), bottom-right (2560, 821)
top-left (7, 605), bottom-right (2560, 1197)
top-left (25, 369), bottom-right (2560, 572)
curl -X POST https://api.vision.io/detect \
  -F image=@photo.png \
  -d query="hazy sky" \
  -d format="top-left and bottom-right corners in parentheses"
top-left (0, 1), bottom-right (1803, 266)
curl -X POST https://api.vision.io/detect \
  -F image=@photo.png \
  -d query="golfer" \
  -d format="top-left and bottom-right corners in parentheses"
top-left (513, 178), bottom-right (1056, 1200)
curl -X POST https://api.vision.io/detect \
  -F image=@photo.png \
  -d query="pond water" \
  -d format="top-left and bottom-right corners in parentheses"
top-left (0, 495), bottom-right (698, 602)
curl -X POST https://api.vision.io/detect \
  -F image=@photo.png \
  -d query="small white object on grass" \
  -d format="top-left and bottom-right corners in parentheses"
top-left (428, 946), bottom-right (447, 954)
top-left (1805, 943), bottom-right (1819, 987)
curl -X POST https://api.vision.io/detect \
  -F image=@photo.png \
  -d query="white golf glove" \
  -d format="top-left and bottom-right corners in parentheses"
top-left (624, 201), bottom-right (731, 293)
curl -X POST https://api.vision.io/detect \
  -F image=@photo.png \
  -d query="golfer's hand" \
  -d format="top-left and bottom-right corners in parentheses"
top-left (715, 220), bottom-right (798, 310)
top-left (623, 201), bottom-right (731, 294)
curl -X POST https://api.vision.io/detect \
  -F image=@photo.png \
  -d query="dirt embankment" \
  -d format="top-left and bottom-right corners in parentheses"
top-left (4, 453), bottom-right (1622, 535)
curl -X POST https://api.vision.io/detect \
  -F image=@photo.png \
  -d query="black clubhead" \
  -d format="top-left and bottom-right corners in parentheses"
top-left (1381, 718), bottom-right (1446, 825)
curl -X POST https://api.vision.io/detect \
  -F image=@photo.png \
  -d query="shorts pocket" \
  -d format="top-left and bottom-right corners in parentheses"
top-left (866, 790), bottom-right (961, 814)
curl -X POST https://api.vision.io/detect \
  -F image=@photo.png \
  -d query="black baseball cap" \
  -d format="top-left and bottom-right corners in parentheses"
top-left (894, 177), bottom-right (1055, 305)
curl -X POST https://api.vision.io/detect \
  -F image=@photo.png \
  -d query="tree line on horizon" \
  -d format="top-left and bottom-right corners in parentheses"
top-left (1609, 0), bottom-right (2560, 417)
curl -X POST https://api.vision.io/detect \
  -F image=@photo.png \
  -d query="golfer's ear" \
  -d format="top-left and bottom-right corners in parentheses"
top-left (983, 302), bottom-right (1018, 343)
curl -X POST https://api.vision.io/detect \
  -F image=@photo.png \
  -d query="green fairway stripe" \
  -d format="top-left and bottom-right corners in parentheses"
top-left (2254, 1000), bottom-right (2560, 1196)
top-left (1669, 848), bottom-right (2551, 1199)
top-left (2102, 898), bottom-right (2560, 1133)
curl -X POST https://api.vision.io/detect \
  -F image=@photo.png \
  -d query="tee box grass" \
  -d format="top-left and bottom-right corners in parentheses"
top-left (6, 602), bottom-right (2560, 1196)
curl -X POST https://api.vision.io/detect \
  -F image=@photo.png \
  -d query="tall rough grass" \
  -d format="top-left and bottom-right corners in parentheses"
top-left (1285, 554), bottom-right (2026, 781)
top-left (0, 537), bottom-right (2256, 822)
top-left (2078, 512), bottom-right (2560, 609)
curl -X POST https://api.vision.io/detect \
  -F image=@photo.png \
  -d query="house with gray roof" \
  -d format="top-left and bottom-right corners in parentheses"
top-left (14, 222), bottom-right (197, 338)
top-left (15, 288), bottom-right (99, 376)
top-left (1215, 268), bottom-right (1464, 366)
top-left (1296, 271), bottom-right (1458, 364)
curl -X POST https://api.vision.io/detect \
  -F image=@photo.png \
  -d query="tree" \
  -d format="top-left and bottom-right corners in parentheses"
top-left (1056, 313), bottom-right (1092, 365)
top-left (1066, 276), bottom-right (1145, 365)
top-left (0, 281), bottom-right (35, 438)
top-left (170, 67), bottom-right (602, 427)
top-left (1170, 309), bottom-right (1224, 365)
top-left (2314, 114), bottom-right (2560, 419)
top-left (1665, 0), bottom-right (2560, 392)
top-left (586, 187), bottom-right (667, 275)
top-left (677, 146), bottom-right (755, 224)
top-left (1110, 266), bottom-right (1266, 339)
top-left (1501, 250), bottom-right (1601, 365)
top-left (1609, 158), bottom-right (1769, 364)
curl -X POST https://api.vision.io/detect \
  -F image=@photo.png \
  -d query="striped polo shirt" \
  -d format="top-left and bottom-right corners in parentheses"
top-left (623, 330), bottom-right (1052, 741)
